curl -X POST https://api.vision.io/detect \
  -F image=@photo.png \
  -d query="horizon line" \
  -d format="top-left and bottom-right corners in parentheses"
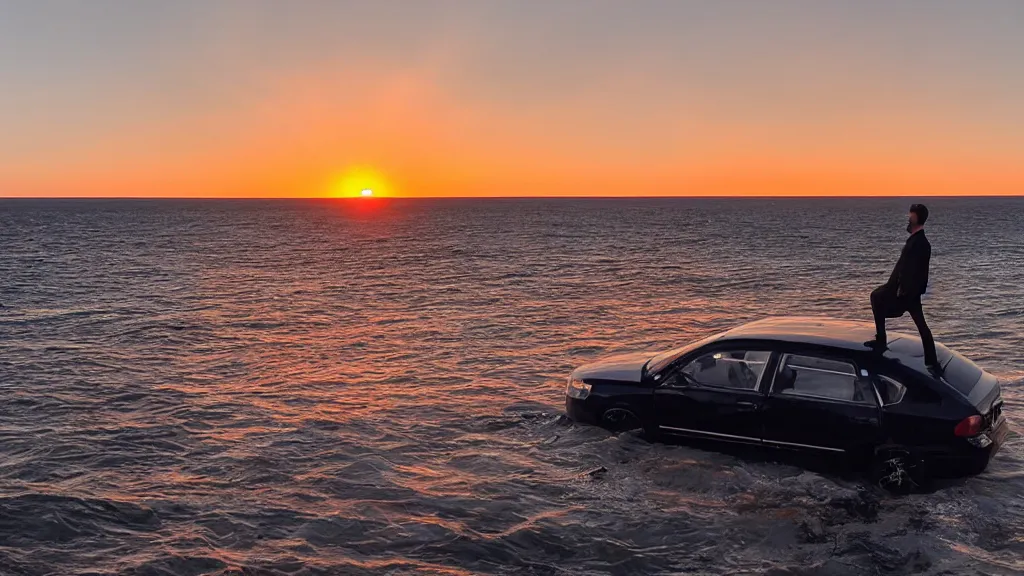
top-left (2, 194), bottom-right (1022, 200)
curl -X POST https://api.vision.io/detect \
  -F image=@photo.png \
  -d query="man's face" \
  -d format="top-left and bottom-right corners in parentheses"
top-left (907, 211), bottom-right (918, 233)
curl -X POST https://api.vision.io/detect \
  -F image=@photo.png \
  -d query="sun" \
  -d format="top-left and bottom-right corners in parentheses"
top-left (331, 166), bottom-right (393, 198)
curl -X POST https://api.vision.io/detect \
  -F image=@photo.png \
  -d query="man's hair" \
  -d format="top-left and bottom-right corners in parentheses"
top-left (910, 203), bottom-right (929, 225)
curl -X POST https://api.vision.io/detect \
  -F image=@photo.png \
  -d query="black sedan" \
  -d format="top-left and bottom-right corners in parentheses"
top-left (564, 317), bottom-right (1008, 488)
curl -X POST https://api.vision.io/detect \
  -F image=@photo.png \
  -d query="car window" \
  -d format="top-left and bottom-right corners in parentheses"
top-left (679, 350), bottom-right (770, 391)
top-left (876, 375), bottom-right (907, 405)
top-left (773, 354), bottom-right (874, 404)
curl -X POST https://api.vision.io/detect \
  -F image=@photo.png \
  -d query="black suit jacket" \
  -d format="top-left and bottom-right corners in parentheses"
top-left (886, 229), bottom-right (930, 297)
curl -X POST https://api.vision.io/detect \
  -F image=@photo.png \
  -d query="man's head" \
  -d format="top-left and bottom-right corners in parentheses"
top-left (907, 203), bottom-right (929, 233)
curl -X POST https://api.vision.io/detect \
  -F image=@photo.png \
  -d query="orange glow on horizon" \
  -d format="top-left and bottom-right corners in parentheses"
top-left (1, 62), bottom-right (1021, 199)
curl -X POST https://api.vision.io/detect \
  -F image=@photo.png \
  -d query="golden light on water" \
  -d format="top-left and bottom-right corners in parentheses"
top-left (331, 166), bottom-right (392, 198)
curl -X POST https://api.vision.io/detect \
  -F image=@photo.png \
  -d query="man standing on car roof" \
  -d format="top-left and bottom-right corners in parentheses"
top-left (866, 204), bottom-right (941, 373)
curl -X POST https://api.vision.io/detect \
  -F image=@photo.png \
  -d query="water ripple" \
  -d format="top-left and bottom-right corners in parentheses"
top-left (0, 197), bottom-right (1022, 575)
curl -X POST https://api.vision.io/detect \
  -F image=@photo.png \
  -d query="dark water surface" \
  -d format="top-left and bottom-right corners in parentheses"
top-left (1, 198), bottom-right (1022, 575)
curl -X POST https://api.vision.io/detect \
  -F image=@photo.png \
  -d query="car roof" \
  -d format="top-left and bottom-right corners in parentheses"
top-left (713, 316), bottom-right (950, 373)
top-left (717, 316), bottom-right (880, 349)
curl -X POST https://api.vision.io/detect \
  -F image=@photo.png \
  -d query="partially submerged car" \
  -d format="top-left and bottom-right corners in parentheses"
top-left (564, 317), bottom-right (1008, 486)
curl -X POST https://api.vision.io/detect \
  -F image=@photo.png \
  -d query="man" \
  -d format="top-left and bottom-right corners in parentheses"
top-left (865, 204), bottom-right (941, 373)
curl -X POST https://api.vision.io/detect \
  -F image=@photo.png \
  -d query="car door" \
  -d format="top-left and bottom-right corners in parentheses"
top-left (761, 352), bottom-right (883, 454)
top-left (654, 348), bottom-right (773, 444)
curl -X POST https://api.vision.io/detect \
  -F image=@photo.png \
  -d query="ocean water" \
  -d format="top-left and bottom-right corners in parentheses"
top-left (0, 197), bottom-right (1022, 576)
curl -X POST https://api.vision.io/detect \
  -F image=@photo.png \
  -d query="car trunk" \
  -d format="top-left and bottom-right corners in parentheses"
top-left (971, 372), bottom-right (1003, 430)
top-left (942, 350), bottom-right (1003, 427)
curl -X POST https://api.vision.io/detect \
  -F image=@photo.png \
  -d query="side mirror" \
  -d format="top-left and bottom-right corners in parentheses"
top-left (675, 371), bottom-right (699, 388)
top-left (655, 369), bottom-right (693, 388)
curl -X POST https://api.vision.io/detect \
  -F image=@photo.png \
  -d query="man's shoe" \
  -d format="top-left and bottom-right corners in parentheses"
top-left (863, 338), bottom-right (887, 352)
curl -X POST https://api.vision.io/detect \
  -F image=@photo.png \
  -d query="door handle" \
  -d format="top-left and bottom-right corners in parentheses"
top-left (736, 401), bottom-right (758, 409)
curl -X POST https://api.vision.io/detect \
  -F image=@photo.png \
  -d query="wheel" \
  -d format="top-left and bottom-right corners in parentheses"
top-left (870, 448), bottom-right (929, 493)
top-left (600, 408), bottom-right (642, 433)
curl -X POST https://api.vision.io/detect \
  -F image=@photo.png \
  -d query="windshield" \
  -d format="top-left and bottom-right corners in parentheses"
top-left (645, 333), bottom-right (721, 375)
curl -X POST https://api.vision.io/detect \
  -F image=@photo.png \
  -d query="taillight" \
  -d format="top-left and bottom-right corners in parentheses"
top-left (954, 415), bottom-right (983, 437)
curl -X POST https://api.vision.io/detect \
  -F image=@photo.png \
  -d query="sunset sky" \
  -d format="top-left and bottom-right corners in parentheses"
top-left (1, 1), bottom-right (1022, 198)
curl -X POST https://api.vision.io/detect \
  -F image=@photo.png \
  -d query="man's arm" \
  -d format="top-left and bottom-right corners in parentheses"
top-left (898, 240), bottom-right (930, 296)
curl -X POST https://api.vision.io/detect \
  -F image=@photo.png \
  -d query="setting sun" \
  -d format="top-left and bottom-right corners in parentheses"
top-left (331, 166), bottom-right (392, 198)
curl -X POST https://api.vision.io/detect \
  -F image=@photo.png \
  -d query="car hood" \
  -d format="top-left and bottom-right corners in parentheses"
top-left (571, 351), bottom-right (654, 383)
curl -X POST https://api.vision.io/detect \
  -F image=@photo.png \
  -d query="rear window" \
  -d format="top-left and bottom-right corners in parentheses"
top-left (942, 352), bottom-right (983, 397)
top-left (887, 338), bottom-right (954, 365)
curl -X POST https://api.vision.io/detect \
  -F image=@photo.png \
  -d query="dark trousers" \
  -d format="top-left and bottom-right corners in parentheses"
top-left (870, 285), bottom-right (938, 365)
